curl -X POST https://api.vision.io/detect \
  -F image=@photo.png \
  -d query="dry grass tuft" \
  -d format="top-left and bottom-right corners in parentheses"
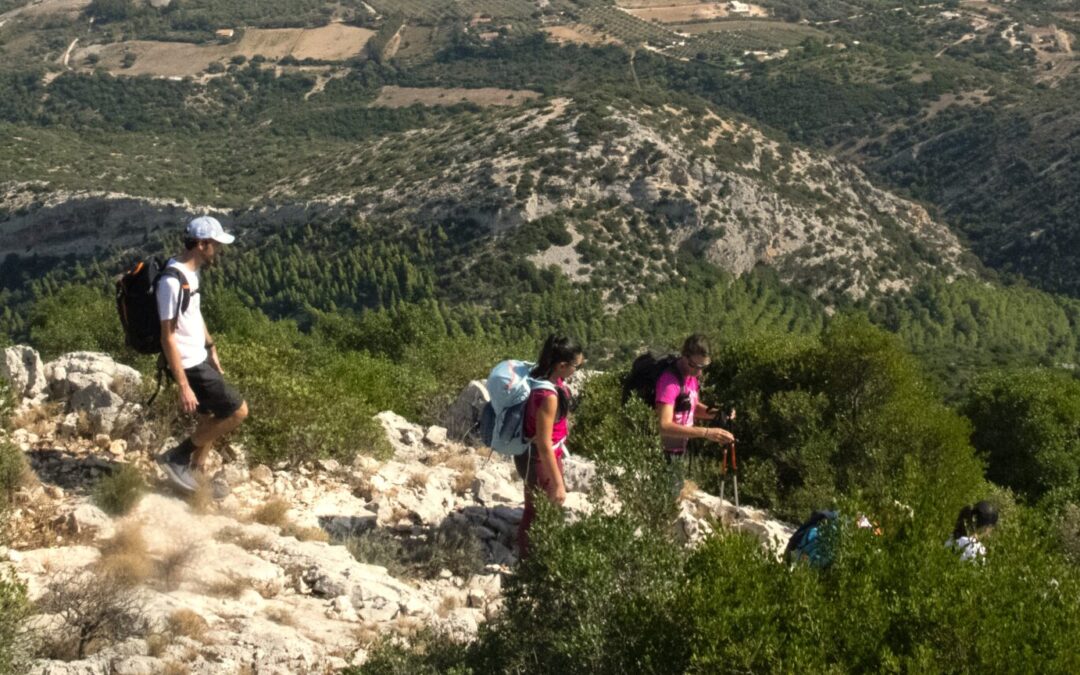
top-left (96, 523), bottom-right (152, 585)
top-left (407, 469), bottom-right (429, 490)
top-left (265, 606), bottom-right (297, 626)
top-left (249, 498), bottom-right (290, 527)
top-left (215, 525), bottom-right (271, 551)
top-left (156, 543), bottom-right (198, 590)
top-left (443, 454), bottom-right (476, 474)
top-left (12, 402), bottom-right (61, 437)
top-left (205, 572), bottom-right (253, 599)
top-left (679, 479), bottom-right (700, 503)
top-left (353, 621), bottom-right (381, 647)
top-left (452, 469), bottom-right (476, 497)
top-left (281, 523), bottom-right (329, 542)
top-left (188, 480), bottom-right (215, 515)
top-left (146, 632), bottom-right (170, 657)
top-left (437, 592), bottom-right (464, 618)
top-left (351, 474), bottom-right (375, 501)
top-left (166, 609), bottom-right (209, 641)
top-left (162, 661), bottom-right (191, 675)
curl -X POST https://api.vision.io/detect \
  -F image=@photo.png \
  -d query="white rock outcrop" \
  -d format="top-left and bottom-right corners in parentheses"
top-left (1, 344), bottom-right (48, 404)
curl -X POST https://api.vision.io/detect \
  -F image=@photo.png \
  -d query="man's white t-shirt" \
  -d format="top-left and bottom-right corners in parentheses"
top-left (155, 260), bottom-right (208, 369)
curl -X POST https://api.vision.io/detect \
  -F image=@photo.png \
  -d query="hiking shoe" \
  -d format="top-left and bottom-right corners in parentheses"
top-left (209, 475), bottom-right (231, 501)
top-left (158, 449), bottom-right (198, 493)
top-left (195, 471), bottom-right (232, 501)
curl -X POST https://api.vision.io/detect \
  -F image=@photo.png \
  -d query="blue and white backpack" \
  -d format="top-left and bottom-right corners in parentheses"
top-left (479, 360), bottom-right (556, 457)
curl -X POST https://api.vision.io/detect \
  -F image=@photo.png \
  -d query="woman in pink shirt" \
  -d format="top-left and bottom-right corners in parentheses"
top-left (655, 335), bottom-right (734, 492)
top-left (515, 334), bottom-right (584, 559)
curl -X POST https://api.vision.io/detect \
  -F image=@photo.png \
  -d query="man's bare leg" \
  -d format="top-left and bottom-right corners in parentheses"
top-left (190, 401), bottom-right (248, 470)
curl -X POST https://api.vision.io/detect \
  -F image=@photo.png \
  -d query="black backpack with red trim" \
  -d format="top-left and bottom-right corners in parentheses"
top-left (622, 352), bottom-right (683, 407)
top-left (116, 257), bottom-right (191, 355)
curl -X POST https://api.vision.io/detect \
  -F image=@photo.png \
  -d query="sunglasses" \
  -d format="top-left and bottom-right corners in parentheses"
top-left (687, 358), bottom-right (710, 370)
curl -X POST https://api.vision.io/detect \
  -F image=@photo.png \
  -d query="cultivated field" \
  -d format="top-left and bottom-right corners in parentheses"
top-left (624, 2), bottom-right (768, 24)
top-left (0, 0), bottom-right (87, 20)
top-left (371, 85), bottom-right (541, 108)
top-left (543, 24), bottom-right (623, 46)
top-left (78, 25), bottom-right (375, 78)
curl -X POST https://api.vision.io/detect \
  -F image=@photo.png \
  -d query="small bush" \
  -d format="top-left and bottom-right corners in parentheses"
top-left (0, 377), bottom-right (14, 429)
top-left (96, 524), bottom-right (152, 586)
top-left (205, 572), bottom-right (252, 599)
top-left (166, 609), bottom-right (208, 641)
top-left (0, 438), bottom-right (30, 505)
top-left (409, 519), bottom-right (485, 580)
top-left (0, 567), bottom-right (30, 674)
top-left (281, 523), bottom-right (329, 542)
top-left (249, 498), bottom-right (290, 527)
top-left (92, 464), bottom-right (146, 516)
top-left (264, 607), bottom-right (296, 627)
top-left (215, 525), bottom-right (270, 551)
top-left (34, 569), bottom-right (149, 660)
top-left (156, 545), bottom-right (198, 591)
top-left (345, 529), bottom-right (408, 577)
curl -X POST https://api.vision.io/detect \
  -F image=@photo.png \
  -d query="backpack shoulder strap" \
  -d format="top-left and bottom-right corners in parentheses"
top-left (156, 266), bottom-right (192, 318)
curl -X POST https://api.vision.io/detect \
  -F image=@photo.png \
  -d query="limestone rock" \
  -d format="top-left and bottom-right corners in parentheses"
top-left (1, 344), bottom-right (47, 402)
top-left (45, 352), bottom-right (142, 402)
top-left (424, 425), bottom-right (449, 447)
top-left (444, 380), bottom-right (489, 443)
top-left (53, 502), bottom-right (114, 541)
top-left (251, 464), bottom-right (274, 486)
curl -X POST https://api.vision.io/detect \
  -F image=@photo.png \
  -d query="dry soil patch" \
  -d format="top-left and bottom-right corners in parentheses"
top-left (372, 85), bottom-right (541, 108)
top-left (625, 3), bottom-right (767, 24)
top-left (543, 24), bottom-right (623, 46)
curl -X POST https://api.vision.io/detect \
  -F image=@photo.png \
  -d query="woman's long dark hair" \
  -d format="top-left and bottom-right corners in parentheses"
top-left (952, 500), bottom-right (999, 539)
top-left (531, 334), bottom-right (583, 380)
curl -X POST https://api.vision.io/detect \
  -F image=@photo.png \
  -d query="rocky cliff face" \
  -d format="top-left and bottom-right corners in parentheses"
top-left (1, 346), bottom-right (794, 673)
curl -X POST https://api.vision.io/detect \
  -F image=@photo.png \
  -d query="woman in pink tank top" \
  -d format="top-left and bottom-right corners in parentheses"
top-left (516, 334), bottom-right (584, 559)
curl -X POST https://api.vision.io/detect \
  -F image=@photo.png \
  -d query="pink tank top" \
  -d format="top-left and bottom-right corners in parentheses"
top-left (523, 379), bottom-right (569, 457)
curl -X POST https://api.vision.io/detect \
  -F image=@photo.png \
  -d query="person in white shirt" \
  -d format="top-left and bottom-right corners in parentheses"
top-left (945, 500), bottom-right (998, 562)
top-left (156, 216), bottom-right (248, 497)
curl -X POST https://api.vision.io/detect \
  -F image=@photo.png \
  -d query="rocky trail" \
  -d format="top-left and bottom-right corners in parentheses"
top-left (1, 346), bottom-right (793, 674)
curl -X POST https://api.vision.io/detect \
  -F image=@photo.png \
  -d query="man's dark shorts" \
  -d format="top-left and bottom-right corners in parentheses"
top-left (184, 360), bottom-right (243, 419)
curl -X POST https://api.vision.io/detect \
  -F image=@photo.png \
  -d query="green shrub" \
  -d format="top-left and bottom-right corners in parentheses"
top-left (345, 529), bottom-right (408, 577)
top-left (0, 439), bottom-right (28, 505)
top-left (227, 339), bottom-right (392, 466)
top-left (707, 316), bottom-right (985, 525)
top-left (962, 368), bottom-right (1080, 504)
top-left (29, 285), bottom-right (125, 360)
top-left (0, 567), bottom-right (29, 675)
top-left (92, 464), bottom-right (146, 516)
top-left (0, 377), bottom-right (14, 430)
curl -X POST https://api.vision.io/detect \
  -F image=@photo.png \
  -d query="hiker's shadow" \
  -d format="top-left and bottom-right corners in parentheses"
top-left (25, 446), bottom-right (120, 493)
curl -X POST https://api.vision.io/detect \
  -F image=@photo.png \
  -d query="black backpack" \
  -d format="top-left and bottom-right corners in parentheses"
top-left (116, 257), bottom-right (192, 355)
top-left (622, 352), bottom-right (683, 407)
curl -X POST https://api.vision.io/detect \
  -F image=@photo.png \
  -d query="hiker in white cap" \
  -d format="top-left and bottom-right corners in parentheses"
top-left (156, 216), bottom-right (247, 499)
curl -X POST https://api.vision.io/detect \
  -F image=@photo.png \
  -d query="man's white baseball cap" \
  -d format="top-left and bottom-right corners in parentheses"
top-left (186, 216), bottom-right (235, 244)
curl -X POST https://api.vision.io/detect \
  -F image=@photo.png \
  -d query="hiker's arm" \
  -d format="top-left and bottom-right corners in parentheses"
top-left (656, 403), bottom-right (732, 443)
top-left (534, 395), bottom-right (566, 505)
top-left (203, 323), bottom-right (223, 373)
top-left (160, 320), bottom-right (198, 414)
top-left (696, 402), bottom-right (736, 424)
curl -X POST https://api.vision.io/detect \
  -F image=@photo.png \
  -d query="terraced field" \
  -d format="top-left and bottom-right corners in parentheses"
top-left (366, 0), bottom-right (539, 22)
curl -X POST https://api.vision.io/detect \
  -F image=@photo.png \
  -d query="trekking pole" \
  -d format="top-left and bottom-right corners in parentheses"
top-left (730, 442), bottom-right (739, 509)
top-left (719, 443), bottom-right (728, 504)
